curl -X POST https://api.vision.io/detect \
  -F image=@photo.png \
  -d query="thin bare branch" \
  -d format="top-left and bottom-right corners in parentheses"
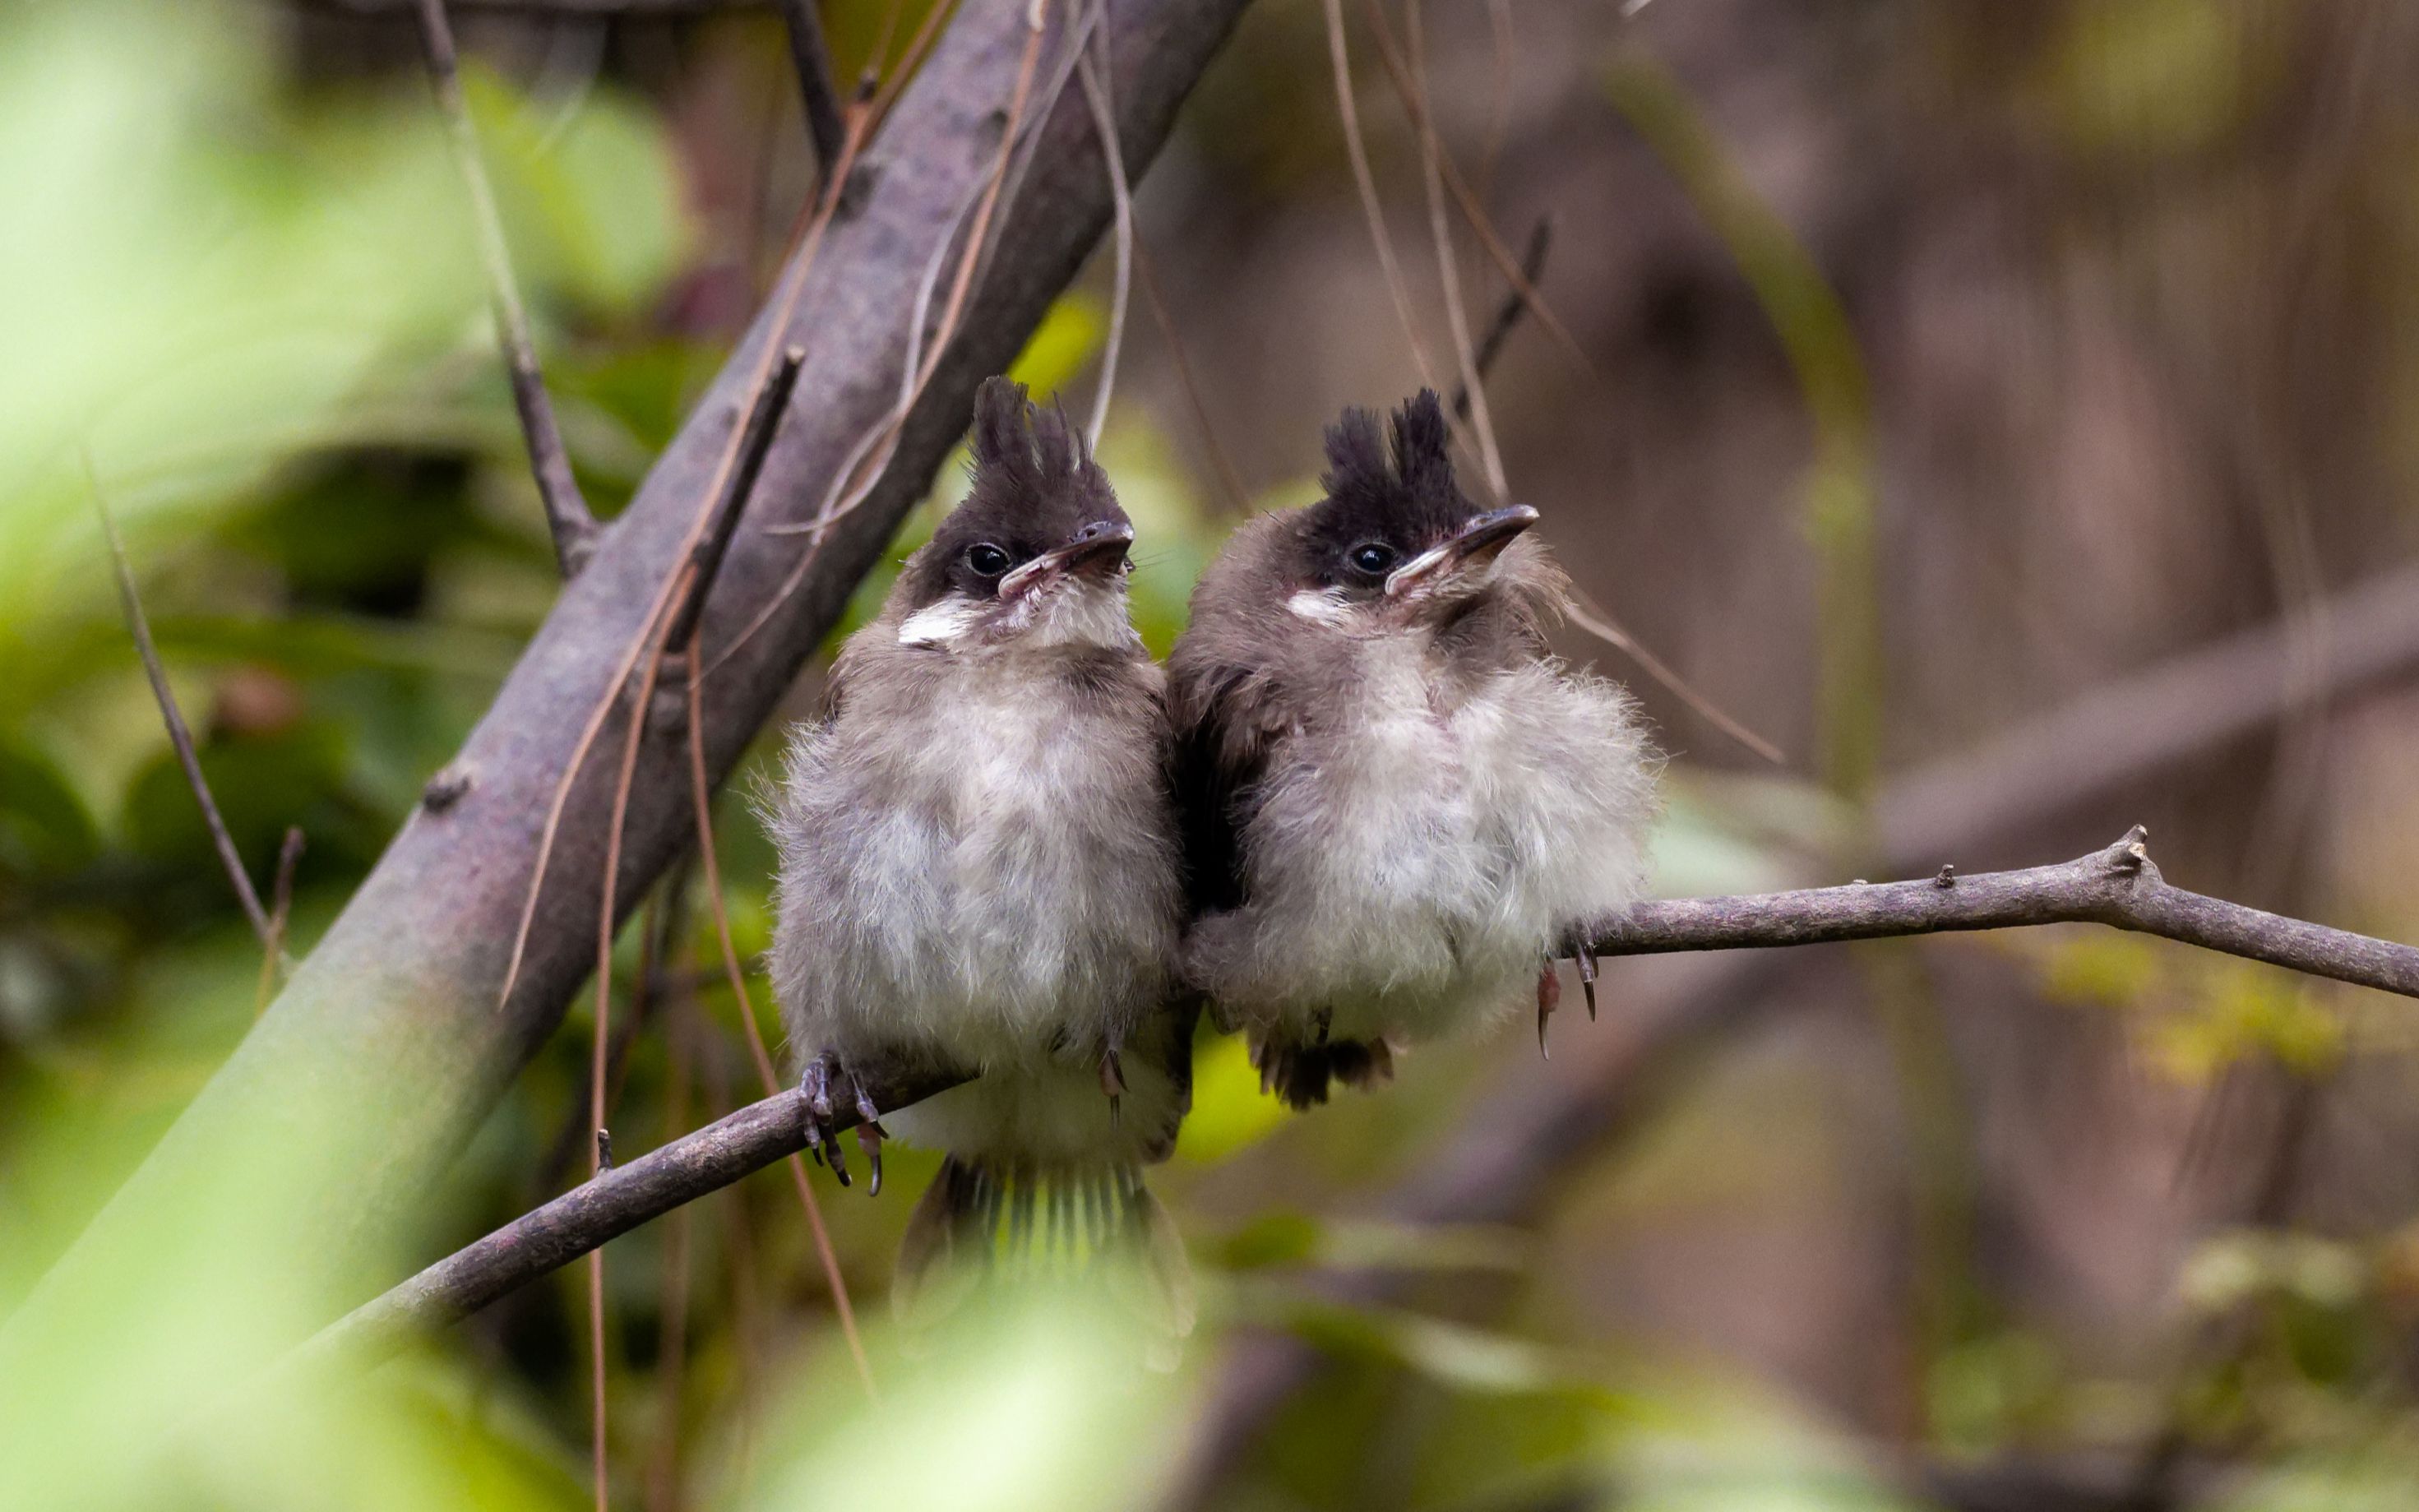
top-left (773, 0), bottom-right (848, 172)
top-left (1321, 0), bottom-right (1447, 401)
top-left (679, 642), bottom-right (875, 1395)
top-left (91, 480), bottom-right (273, 945)
top-left (1402, 0), bottom-right (1506, 501)
top-left (309, 1063), bottom-right (964, 1362)
top-left (1579, 827), bottom-right (2419, 997)
top-left (708, 1), bottom-right (1052, 668)
top-left (662, 347), bottom-right (806, 655)
top-left (1353, 0), bottom-right (1592, 377)
top-left (643, 995), bottom-right (696, 1512)
top-left (1478, 0), bottom-right (1513, 190)
top-left (1133, 238), bottom-right (1254, 515)
top-left (311, 827), bottom-right (2419, 1362)
top-left (1450, 217), bottom-right (1549, 423)
top-left (410, 0), bottom-right (601, 578)
top-left (497, 89), bottom-right (871, 1011)
top-left (1075, 3), bottom-right (1134, 451)
top-left (253, 827), bottom-right (308, 1017)
top-left (1564, 591), bottom-right (1785, 765)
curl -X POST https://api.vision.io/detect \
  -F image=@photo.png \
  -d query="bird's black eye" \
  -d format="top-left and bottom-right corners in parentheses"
top-left (1348, 541), bottom-right (1399, 576)
top-left (964, 543), bottom-right (1011, 576)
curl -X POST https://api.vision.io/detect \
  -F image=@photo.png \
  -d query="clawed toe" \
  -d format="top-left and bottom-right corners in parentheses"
top-left (798, 1053), bottom-right (852, 1187)
top-left (852, 1083), bottom-right (885, 1196)
top-left (1099, 1040), bottom-right (1126, 1128)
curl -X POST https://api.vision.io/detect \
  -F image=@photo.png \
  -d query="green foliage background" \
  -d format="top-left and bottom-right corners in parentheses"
top-left (6, 1), bottom-right (2419, 1510)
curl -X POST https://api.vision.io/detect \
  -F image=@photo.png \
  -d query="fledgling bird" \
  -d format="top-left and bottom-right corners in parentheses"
top-left (767, 377), bottom-right (1191, 1327)
top-left (1169, 390), bottom-right (1658, 1109)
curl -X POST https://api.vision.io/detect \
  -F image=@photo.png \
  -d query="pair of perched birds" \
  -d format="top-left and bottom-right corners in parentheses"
top-left (766, 377), bottom-right (1657, 1325)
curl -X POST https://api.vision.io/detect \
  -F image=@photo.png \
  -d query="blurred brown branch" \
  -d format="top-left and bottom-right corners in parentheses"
top-left (1884, 561), bottom-right (2419, 862)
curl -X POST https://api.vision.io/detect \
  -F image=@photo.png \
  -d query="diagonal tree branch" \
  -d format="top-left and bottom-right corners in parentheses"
top-left (412, 0), bottom-right (602, 578)
top-left (2, 0), bottom-right (1255, 1391)
top-left (307, 825), bottom-right (2418, 1362)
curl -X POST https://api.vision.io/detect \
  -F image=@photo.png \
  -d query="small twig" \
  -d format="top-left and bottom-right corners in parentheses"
top-left (410, 0), bottom-right (600, 578)
top-left (1450, 218), bottom-right (1550, 423)
top-left (253, 828), bottom-right (308, 1018)
top-left (497, 71), bottom-right (874, 1011)
top-left (1577, 827), bottom-right (2419, 998)
top-left (643, 996), bottom-right (696, 1512)
top-left (1477, 0), bottom-right (1514, 191)
top-left (581, 569), bottom-right (681, 1512)
top-left (705, 0), bottom-right (1052, 671)
top-left (311, 828), bottom-right (2419, 1361)
top-left (773, 0), bottom-right (847, 173)
top-left (1075, 3), bottom-right (1133, 451)
top-left (1564, 590), bottom-right (1785, 765)
top-left (1321, 0), bottom-right (1449, 405)
top-left (1353, 0), bottom-right (1591, 377)
top-left (866, 0), bottom-right (962, 125)
top-left (308, 1063), bottom-right (966, 1364)
top-left (662, 347), bottom-right (805, 657)
top-left (1133, 238), bottom-right (1254, 515)
top-left (91, 479), bottom-right (272, 946)
top-left (1402, 0), bottom-right (1506, 502)
top-left (586, 1242), bottom-right (608, 1512)
top-left (680, 641), bottom-right (875, 1396)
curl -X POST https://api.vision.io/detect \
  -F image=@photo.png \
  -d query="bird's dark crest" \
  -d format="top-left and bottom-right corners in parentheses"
top-left (1302, 390), bottom-right (1479, 573)
top-left (969, 375), bottom-right (1094, 499)
top-left (902, 377), bottom-right (1129, 604)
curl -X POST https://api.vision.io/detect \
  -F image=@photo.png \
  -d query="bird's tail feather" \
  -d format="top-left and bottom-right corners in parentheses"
top-left (1251, 1033), bottom-right (1395, 1111)
top-left (895, 1157), bottom-right (1195, 1352)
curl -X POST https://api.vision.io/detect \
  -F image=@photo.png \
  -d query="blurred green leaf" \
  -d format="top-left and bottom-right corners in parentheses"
top-left (0, 736), bottom-right (99, 876)
top-left (462, 65), bottom-right (690, 320)
top-left (1173, 1030), bottom-right (1291, 1164)
top-left (738, 1289), bottom-right (1181, 1512)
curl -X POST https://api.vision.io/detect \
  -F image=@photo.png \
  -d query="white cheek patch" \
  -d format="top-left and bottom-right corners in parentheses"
top-left (1287, 588), bottom-right (1353, 625)
top-left (898, 593), bottom-right (983, 648)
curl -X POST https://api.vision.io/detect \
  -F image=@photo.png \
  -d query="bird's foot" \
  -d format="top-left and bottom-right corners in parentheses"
top-left (798, 1052), bottom-right (852, 1188)
top-left (1574, 940), bottom-right (1598, 1022)
top-left (1536, 964), bottom-right (1561, 1060)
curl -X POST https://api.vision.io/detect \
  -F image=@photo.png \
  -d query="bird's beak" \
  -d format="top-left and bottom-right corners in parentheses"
top-left (1384, 505), bottom-right (1540, 599)
top-left (999, 520), bottom-right (1135, 599)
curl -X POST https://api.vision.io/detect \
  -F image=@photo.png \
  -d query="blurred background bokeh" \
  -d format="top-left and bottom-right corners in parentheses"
top-left (6, 0), bottom-right (2419, 1508)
